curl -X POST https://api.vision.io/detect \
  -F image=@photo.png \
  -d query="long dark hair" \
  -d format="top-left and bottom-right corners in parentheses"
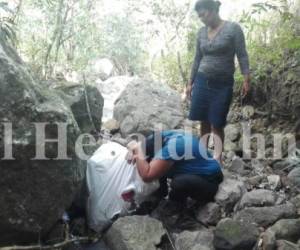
top-left (143, 131), bottom-right (164, 162)
top-left (195, 0), bottom-right (221, 13)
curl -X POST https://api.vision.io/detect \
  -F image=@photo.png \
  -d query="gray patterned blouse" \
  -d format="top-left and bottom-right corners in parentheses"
top-left (190, 21), bottom-right (250, 83)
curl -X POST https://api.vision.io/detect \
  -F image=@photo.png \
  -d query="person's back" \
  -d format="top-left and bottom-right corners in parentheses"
top-left (153, 130), bottom-right (222, 177)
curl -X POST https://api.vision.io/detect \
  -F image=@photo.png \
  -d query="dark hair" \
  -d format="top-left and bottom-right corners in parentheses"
top-left (195, 0), bottom-right (221, 13)
top-left (143, 131), bottom-right (164, 162)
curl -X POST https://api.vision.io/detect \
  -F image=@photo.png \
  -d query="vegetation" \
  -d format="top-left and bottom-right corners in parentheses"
top-left (1, 0), bottom-right (299, 107)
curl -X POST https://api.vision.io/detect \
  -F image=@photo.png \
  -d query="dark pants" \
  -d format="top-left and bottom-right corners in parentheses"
top-left (156, 171), bottom-right (223, 204)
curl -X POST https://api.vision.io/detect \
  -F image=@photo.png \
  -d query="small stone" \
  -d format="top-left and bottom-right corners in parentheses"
top-left (225, 124), bottom-right (240, 142)
top-left (242, 105), bottom-right (255, 119)
top-left (268, 175), bottom-right (281, 190)
top-left (288, 168), bottom-right (300, 191)
top-left (228, 157), bottom-right (245, 175)
top-left (267, 175), bottom-right (281, 190)
top-left (103, 119), bottom-right (120, 134)
top-left (196, 202), bottom-right (222, 226)
top-left (237, 189), bottom-right (276, 210)
top-left (213, 218), bottom-right (259, 250)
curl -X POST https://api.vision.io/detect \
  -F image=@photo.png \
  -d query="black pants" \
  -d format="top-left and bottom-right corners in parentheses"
top-left (156, 171), bottom-right (223, 204)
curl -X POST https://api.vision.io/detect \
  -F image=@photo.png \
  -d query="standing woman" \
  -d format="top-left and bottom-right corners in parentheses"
top-left (186, 0), bottom-right (250, 165)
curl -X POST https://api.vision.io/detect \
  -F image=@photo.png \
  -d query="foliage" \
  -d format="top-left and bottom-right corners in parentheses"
top-left (0, 1), bottom-right (18, 46)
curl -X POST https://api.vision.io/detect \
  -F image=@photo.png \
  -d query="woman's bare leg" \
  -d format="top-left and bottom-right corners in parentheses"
top-left (211, 126), bottom-right (224, 166)
top-left (200, 121), bottom-right (211, 148)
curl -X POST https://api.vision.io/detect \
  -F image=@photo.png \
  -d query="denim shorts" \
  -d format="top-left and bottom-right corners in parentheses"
top-left (189, 72), bottom-right (234, 128)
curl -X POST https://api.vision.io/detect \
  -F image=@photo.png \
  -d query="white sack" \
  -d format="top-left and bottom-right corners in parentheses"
top-left (86, 142), bottom-right (159, 232)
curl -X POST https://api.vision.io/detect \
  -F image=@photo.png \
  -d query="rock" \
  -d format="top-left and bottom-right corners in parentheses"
top-left (245, 175), bottom-right (267, 188)
top-left (228, 156), bottom-right (245, 175)
top-left (175, 229), bottom-right (214, 250)
top-left (98, 76), bottom-right (133, 122)
top-left (272, 161), bottom-right (292, 174)
top-left (215, 179), bottom-right (247, 214)
top-left (225, 124), bottom-right (240, 142)
top-left (288, 167), bottom-right (300, 191)
top-left (103, 118), bottom-right (120, 134)
top-left (234, 203), bottom-right (297, 228)
top-left (251, 159), bottom-right (265, 175)
top-left (237, 189), bottom-right (276, 210)
top-left (87, 58), bottom-right (114, 81)
top-left (0, 38), bottom-right (84, 245)
top-left (276, 240), bottom-right (300, 250)
top-left (290, 194), bottom-right (300, 215)
top-left (113, 78), bottom-right (184, 136)
top-left (196, 202), bottom-right (222, 226)
top-left (267, 175), bottom-right (282, 190)
top-left (266, 219), bottom-right (300, 243)
top-left (104, 216), bottom-right (166, 250)
top-left (55, 83), bottom-right (104, 133)
top-left (213, 218), bottom-right (259, 250)
top-left (242, 105), bottom-right (255, 119)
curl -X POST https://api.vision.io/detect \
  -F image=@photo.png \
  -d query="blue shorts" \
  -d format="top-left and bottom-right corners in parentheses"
top-left (189, 72), bottom-right (234, 128)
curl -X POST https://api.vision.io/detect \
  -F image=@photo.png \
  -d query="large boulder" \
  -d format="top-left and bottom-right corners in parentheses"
top-left (234, 203), bottom-right (297, 228)
top-left (215, 178), bottom-right (247, 214)
top-left (175, 229), bottom-right (214, 250)
top-left (113, 78), bottom-right (184, 136)
top-left (262, 219), bottom-right (300, 250)
top-left (0, 38), bottom-right (84, 245)
top-left (104, 216), bottom-right (166, 250)
top-left (55, 83), bottom-right (104, 133)
top-left (213, 218), bottom-right (259, 250)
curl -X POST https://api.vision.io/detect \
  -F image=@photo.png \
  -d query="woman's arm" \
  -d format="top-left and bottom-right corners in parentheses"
top-left (189, 32), bottom-right (203, 86)
top-left (127, 141), bottom-right (173, 183)
top-left (234, 23), bottom-right (251, 97)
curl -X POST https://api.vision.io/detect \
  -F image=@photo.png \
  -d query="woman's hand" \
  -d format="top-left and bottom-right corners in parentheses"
top-left (185, 83), bottom-right (193, 100)
top-left (241, 75), bottom-right (251, 98)
top-left (126, 140), bottom-right (142, 164)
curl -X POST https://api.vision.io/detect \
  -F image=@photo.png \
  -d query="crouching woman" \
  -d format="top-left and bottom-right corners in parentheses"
top-left (126, 130), bottom-right (223, 212)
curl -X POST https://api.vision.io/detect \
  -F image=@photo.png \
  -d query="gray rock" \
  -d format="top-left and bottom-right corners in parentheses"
top-left (104, 216), bottom-right (166, 250)
top-left (237, 189), bottom-right (276, 210)
top-left (288, 167), bottom-right (300, 191)
top-left (113, 78), bottom-right (184, 136)
top-left (242, 105), bottom-right (255, 119)
top-left (228, 157), bottom-right (245, 175)
top-left (56, 83), bottom-right (104, 133)
top-left (0, 37), bottom-right (84, 245)
top-left (276, 240), bottom-right (300, 250)
top-left (290, 194), bottom-right (300, 215)
top-left (234, 203), bottom-right (297, 228)
top-left (175, 229), bottom-right (214, 250)
top-left (103, 118), bottom-right (120, 134)
top-left (215, 179), bottom-right (247, 214)
top-left (224, 124), bottom-right (240, 142)
top-left (196, 202), bottom-right (222, 226)
top-left (213, 218), bottom-right (259, 250)
top-left (267, 175), bottom-right (281, 190)
top-left (267, 219), bottom-right (300, 243)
